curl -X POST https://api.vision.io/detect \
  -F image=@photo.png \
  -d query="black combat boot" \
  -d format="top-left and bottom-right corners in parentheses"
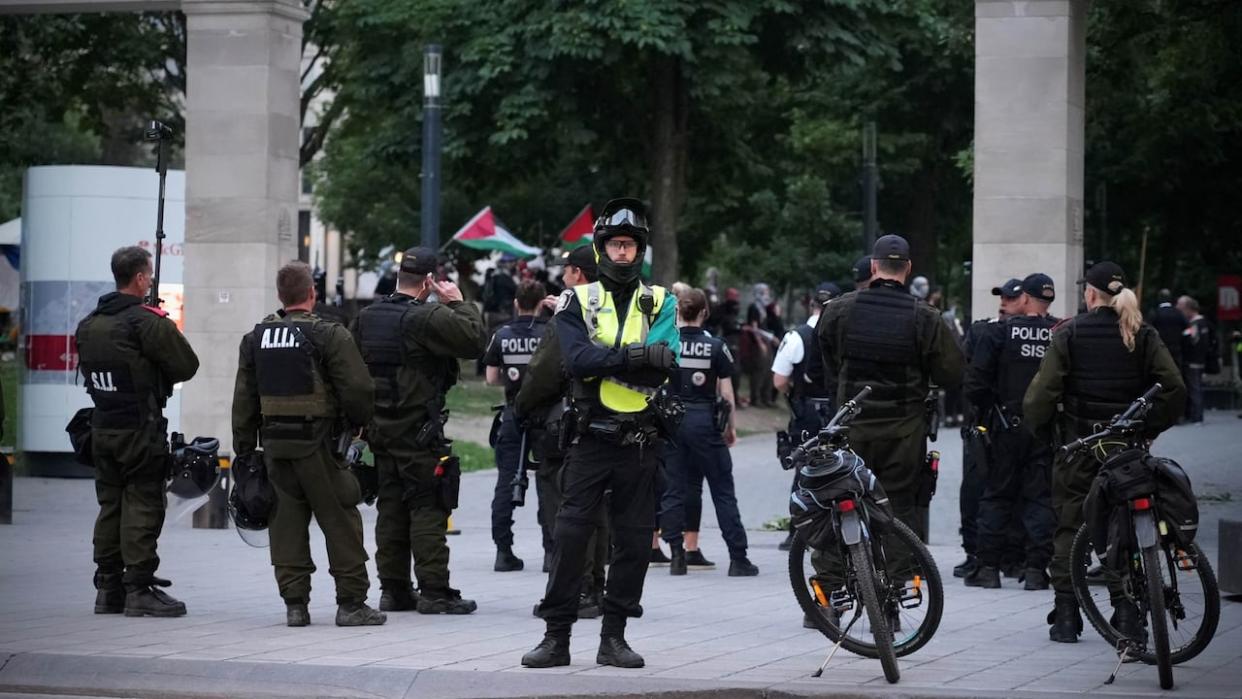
top-left (953, 555), bottom-right (977, 578)
top-left (335, 601), bottom-right (386, 626)
top-left (494, 545), bottom-right (525, 572)
top-left (124, 576), bottom-right (186, 618)
top-left (686, 549), bottom-right (716, 569)
top-left (649, 546), bottom-right (671, 566)
top-left (94, 572), bottom-right (124, 615)
top-left (1110, 598), bottom-right (1147, 644)
top-left (522, 634), bottom-right (570, 668)
top-left (965, 565), bottom-right (1001, 588)
top-left (727, 557), bottom-right (759, 577)
top-left (669, 543), bottom-right (687, 576)
top-left (1048, 594), bottom-right (1083, 643)
top-left (778, 529), bottom-right (795, 552)
top-left (1023, 567), bottom-right (1050, 591)
top-left (286, 602), bottom-right (310, 627)
top-left (379, 580), bottom-right (420, 612)
top-left (597, 635), bottom-right (644, 668)
top-left (417, 587), bottom-right (478, 615)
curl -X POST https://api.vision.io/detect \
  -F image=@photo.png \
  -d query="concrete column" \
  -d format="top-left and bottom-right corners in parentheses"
top-left (972, 0), bottom-right (1086, 320)
top-left (181, 0), bottom-right (308, 454)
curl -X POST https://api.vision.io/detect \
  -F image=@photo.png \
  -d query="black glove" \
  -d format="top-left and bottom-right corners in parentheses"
top-left (624, 342), bottom-right (674, 371)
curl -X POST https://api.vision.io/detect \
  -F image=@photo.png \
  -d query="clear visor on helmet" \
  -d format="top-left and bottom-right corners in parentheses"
top-left (598, 206), bottom-right (647, 231)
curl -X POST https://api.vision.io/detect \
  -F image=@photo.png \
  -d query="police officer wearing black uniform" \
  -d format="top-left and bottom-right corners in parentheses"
top-left (232, 261), bottom-right (384, 627)
top-left (485, 279), bottom-right (552, 572)
top-left (1024, 261), bottom-right (1185, 643)
top-left (1148, 289), bottom-right (1186, 373)
top-left (818, 235), bottom-right (963, 548)
top-left (954, 279), bottom-right (1025, 579)
top-left (76, 246), bottom-right (200, 617)
top-left (963, 273), bottom-right (1059, 590)
top-left (773, 282), bottom-right (838, 552)
top-left (352, 247), bottom-right (487, 616)
top-left (660, 288), bottom-right (757, 577)
top-left (522, 198), bottom-right (679, 669)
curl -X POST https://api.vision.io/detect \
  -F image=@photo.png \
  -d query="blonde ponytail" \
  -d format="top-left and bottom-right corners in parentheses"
top-left (1109, 288), bottom-right (1142, 351)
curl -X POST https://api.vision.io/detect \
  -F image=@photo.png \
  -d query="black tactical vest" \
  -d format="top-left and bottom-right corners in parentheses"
top-left (790, 322), bottom-right (831, 400)
top-left (674, 329), bottom-right (721, 404)
top-left (840, 286), bottom-right (920, 419)
top-left (77, 308), bottom-right (160, 428)
top-left (997, 315), bottom-right (1055, 414)
top-left (356, 296), bottom-right (420, 407)
top-left (1064, 309), bottom-right (1148, 427)
top-left (251, 316), bottom-right (332, 418)
top-left (494, 316), bottom-right (546, 402)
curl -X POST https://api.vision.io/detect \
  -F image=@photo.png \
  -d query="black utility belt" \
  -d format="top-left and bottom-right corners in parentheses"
top-left (579, 412), bottom-right (659, 446)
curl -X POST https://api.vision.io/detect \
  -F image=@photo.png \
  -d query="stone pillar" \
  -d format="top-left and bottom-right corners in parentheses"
top-left (181, 0), bottom-right (308, 455)
top-left (972, 0), bottom-right (1086, 321)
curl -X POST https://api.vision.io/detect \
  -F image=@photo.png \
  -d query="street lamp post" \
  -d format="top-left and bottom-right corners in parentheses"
top-left (420, 44), bottom-right (443, 249)
top-left (862, 120), bottom-right (879, 252)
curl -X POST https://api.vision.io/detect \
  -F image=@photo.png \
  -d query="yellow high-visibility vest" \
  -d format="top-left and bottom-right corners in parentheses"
top-left (575, 282), bottom-right (667, 413)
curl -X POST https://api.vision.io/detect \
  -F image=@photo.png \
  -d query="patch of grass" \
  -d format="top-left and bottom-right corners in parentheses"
top-left (446, 379), bottom-right (504, 418)
top-left (1198, 491), bottom-right (1234, 503)
top-left (762, 515), bottom-right (791, 531)
top-left (453, 439), bottom-right (496, 473)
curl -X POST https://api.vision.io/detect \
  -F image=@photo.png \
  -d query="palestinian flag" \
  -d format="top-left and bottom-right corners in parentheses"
top-left (449, 207), bottom-right (540, 258)
top-left (559, 204), bottom-right (595, 249)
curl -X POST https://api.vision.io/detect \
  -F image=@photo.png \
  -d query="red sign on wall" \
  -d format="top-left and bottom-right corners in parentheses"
top-left (1220, 275), bottom-right (1242, 321)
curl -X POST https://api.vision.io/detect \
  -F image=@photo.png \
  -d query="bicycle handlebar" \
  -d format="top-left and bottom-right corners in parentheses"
top-left (785, 386), bottom-right (872, 467)
top-left (1059, 383), bottom-right (1161, 457)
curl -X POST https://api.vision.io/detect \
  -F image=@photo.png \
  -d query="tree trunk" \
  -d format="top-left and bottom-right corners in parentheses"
top-left (905, 163), bottom-right (941, 285)
top-left (649, 54), bottom-right (686, 286)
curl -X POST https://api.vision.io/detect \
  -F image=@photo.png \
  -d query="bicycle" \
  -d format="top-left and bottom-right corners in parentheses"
top-left (785, 386), bottom-right (944, 684)
top-left (1063, 383), bottom-right (1219, 690)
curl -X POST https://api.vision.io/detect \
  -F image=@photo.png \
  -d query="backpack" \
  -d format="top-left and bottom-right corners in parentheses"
top-left (1084, 450), bottom-right (1199, 569)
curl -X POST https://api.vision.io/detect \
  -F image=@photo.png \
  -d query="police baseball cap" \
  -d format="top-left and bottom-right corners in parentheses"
top-left (399, 246), bottom-right (439, 275)
top-left (815, 282), bottom-right (841, 298)
top-left (853, 256), bottom-right (872, 283)
top-left (872, 234), bottom-right (910, 262)
top-left (562, 245), bottom-right (597, 274)
top-left (1021, 273), bottom-right (1056, 302)
top-left (1081, 261), bottom-right (1126, 295)
top-left (991, 278), bottom-right (1023, 299)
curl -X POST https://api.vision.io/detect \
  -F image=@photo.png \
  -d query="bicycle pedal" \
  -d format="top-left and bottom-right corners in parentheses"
top-left (828, 589), bottom-right (855, 613)
top-left (1174, 549), bottom-right (1197, 571)
top-left (899, 575), bottom-right (924, 608)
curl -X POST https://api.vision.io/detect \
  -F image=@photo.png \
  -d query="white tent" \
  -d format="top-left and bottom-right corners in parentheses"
top-left (0, 218), bottom-right (19, 311)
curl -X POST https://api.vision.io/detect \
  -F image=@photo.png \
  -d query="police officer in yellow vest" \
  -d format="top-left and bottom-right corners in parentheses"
top-left (522, 198), bottom-right (680, 670)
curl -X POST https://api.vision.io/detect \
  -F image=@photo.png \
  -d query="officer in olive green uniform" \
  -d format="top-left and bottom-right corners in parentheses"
top-left (817, 235), bottom-right (963, 547)
top-left (76, 246), bottom-right (199, 617)
top-left (352, 247), bottom-right (486, 615)
top-left (514, 245), bottom-right (609, 616)
top-left (1023, 261), bottom-right (1184, 643)
top-left (232, 261), bottom-right (384, 627)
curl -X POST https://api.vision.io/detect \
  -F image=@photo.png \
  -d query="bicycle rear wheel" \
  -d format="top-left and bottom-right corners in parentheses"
top-left (790, 517), bottom-right (942, 658)
top-left (1141, 541), bottom-right (1173, 689)
top-left (850, 541), bottom-right (899, 683)
top-left (1070, 524), bottom-right (1219, 666)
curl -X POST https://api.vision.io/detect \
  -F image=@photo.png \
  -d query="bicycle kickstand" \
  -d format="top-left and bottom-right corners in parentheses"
top-left (812, 612), bottom-right (861, 678)
top-left (1105, 640), bottom-right (1135, 685)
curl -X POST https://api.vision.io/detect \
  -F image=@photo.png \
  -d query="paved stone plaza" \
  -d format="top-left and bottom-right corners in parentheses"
top-left (1, 412), bottom-right (1240, 698)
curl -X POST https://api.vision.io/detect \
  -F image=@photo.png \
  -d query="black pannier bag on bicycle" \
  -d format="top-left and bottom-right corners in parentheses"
top-left (789, 448), bottom-right (891, 549)
top-left (1084, 449), bottom-right (1199, 568)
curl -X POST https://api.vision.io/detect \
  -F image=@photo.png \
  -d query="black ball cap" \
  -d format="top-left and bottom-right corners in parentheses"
top-left (872, 234), bottom-right (910, 262)
top-left (561, 245), bottom-right (598, 276)
top-left (1021, 273), bottom-right (1056, 302)
top-left (1081, 261), bottom-right (1126, 295)
top-left (991, 278), bottom-right (1023, 299)
top-left (400, 246), bottom-right (439, 275)
top-left (853, 256), bottom-right (872, 282)
top-left (815, 281), bottom-right (841, 298)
